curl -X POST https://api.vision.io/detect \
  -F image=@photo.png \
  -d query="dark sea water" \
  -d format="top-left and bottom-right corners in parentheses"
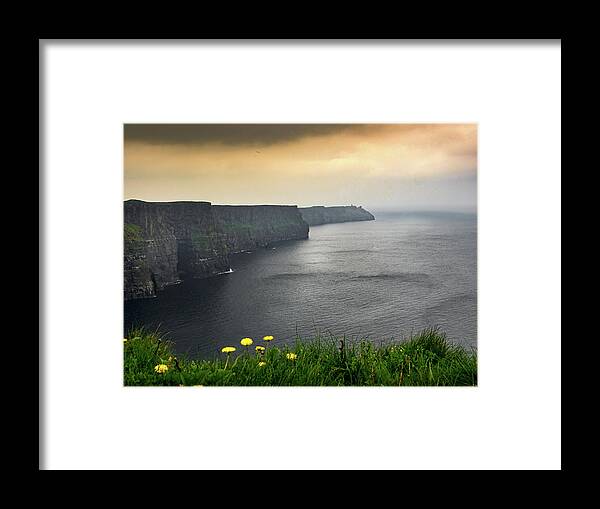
top-left (124, 211), bottom-right (477, 359)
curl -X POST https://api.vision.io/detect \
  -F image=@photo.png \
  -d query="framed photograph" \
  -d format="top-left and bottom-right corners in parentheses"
top-left (123, 123), bottom-right (478, 387)
top-left (40, 39), bottom-right (561, 470)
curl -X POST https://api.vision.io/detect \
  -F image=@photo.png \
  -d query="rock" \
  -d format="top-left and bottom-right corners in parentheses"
top-left (124, 200), bottom-right (309, 300)
top-left (299, 205), bottom-right (375, 226)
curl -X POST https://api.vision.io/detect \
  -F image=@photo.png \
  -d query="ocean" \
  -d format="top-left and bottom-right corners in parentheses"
top-left (124, 210), bottom-right (477, 359)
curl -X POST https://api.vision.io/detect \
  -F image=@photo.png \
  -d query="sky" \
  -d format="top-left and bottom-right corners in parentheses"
top-left (124, 124), bottom-right (477, 212)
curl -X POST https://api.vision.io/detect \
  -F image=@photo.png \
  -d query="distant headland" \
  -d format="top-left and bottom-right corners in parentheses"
top-left (299, 205), bottom-right (375, 226)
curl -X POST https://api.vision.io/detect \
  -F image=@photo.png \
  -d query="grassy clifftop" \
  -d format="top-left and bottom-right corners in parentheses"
top-left (124, 328), bottom-right (477, 386)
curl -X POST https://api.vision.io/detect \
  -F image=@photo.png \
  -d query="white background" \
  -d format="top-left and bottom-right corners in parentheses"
top-left (41, 41), bottom-right (561, 470)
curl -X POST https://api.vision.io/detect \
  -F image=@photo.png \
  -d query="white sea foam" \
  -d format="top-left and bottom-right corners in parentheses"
top-left (217, 268), bottom-right (234, 275)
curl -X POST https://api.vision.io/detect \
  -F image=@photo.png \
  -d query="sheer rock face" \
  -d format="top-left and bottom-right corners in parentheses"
top-left (212, 205), bottom-right (310, 252)
top-left (124, 200), bottom-right (309, 300)
top-left (299, 205), bottom-right (375, 226)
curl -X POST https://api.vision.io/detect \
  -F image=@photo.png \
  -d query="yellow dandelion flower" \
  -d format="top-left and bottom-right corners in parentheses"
top-left (263, 335), bottom-right (274, 341)
top-left (154, 364), bottom-right (169, 374)
top-left (221, 346), bottom-right (236, 353)
top-left (286, 353), bottom-right (298, 361)
top-left (241, 337), bottom-right (253, 346)
top-left (258, 361), bottom-right (267, 367)
top-left (255, 346), bottom-right (265, 352)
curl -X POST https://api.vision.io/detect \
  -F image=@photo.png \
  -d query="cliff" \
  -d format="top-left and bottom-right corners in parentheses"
top-left (124, 200), bottom-right (309, 300)
top-left (299, 205), bottom-right (375, 226)
top-left (213, 205), bottom-right (310, 253)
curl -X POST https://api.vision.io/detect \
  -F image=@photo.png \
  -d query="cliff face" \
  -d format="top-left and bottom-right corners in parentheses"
top-left (124, 200), bottom-right (309, 300)
top-left (299, 205), bottom-right (375, 226)
top-left (213, 205), bottom-right (310, 252)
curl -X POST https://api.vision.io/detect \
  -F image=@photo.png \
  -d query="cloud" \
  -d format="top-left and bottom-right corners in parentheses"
top-left (124, 123), bottom-right (477, 209)
top-left (124, 124), bottom-right (362, 147)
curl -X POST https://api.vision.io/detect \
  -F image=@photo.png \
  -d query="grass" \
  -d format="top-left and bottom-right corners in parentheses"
top-left (124, 328), bottom-right (477, 386)
top-left (124, 223), bottom-right (144, 242)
